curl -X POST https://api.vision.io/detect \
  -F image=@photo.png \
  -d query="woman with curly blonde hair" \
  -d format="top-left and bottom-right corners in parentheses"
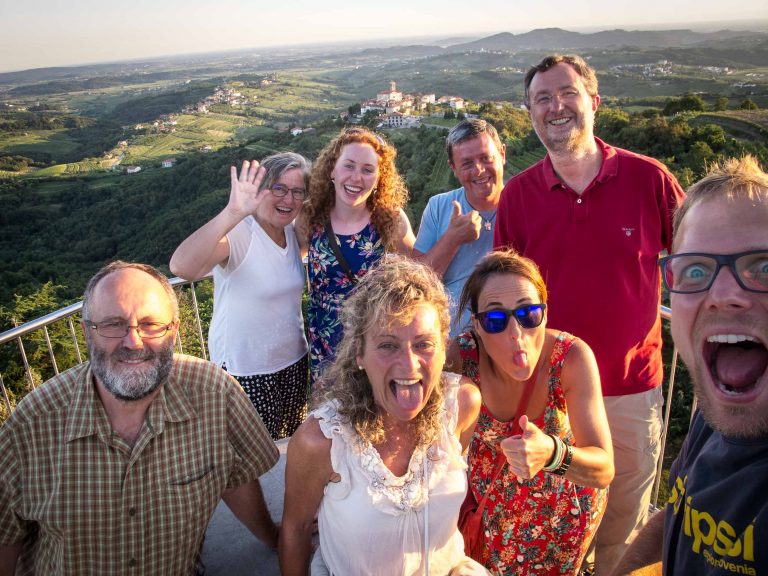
top-left (297, 127), bottom-right (415, 384)
top-left (280, 255), bottom-right (485, 576)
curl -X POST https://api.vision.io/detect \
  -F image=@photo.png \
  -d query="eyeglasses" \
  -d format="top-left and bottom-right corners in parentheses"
top-left (659, 250), bottom-right (768, 294)
top-left (87, 320), bottom-right (174, 339)
top-left (269, 183), bottom-right (307, 201)
top-left (475, 304), bottom-right (547, 334)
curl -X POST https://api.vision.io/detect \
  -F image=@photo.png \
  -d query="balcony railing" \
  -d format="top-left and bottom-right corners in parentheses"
top-left (0, 279), bottom-right (690, 508)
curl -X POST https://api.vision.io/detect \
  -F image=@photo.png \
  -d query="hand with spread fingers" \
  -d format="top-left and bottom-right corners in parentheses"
top-left (227, 159), bottom-right (267, 220)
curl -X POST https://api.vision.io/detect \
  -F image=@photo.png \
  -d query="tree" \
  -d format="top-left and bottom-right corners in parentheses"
top-left (679, 93), bottom-right (705, 113)
top-left (714, 97), bottom-right (728, 112)
top-left (663, 93), bottom-right (705, 116)
top-left (347, 103), bottom-right (361, 116)
top-left (361, 110), bottom-right (381, 128)
top-left (443, 109), bottom-right (455, 120)
top-left (740, 99), bottom-right (759, 110)
top-left (595, 108), bottom-right (631, 140)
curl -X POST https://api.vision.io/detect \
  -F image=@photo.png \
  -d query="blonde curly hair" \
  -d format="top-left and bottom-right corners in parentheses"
top-left (320, 255), bottom-right (450, 448)
top-left (303, 127), bottom-right (408, 250)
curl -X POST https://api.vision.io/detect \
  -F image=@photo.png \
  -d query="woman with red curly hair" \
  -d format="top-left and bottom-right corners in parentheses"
top-left (297, 127), bottom-right (415, 385)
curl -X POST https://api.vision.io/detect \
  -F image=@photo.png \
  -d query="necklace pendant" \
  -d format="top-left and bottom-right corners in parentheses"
top-left (484, 220), bottom-right (492, 231)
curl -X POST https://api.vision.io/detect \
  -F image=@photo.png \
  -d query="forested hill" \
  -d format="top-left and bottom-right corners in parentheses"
top-left (2, 105), bottom-right (768, 319)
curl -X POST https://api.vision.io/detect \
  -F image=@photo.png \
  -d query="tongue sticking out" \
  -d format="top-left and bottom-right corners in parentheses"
top-left (714, 344), bottom-right (768, 390)
top-left (393, 382), bottom-right (424, 411)
top-left (512, 351), bottom-right (528, 369)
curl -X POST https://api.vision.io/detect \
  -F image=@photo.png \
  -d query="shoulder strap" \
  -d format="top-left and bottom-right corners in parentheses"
top-left (324, 220), bottom-right (357, 285)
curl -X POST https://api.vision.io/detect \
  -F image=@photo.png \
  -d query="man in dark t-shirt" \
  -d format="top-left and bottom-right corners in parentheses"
top-left (611, 157), bottom-right (768, 575)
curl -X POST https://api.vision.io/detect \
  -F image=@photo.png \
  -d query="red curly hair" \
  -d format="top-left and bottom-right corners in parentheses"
top-left (303, 127), bottom-right (409, 250)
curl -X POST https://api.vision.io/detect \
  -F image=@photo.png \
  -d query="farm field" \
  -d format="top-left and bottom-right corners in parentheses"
top-left (0, 129), bottom-right (81, 157)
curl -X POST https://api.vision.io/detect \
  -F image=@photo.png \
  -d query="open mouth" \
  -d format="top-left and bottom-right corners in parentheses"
top-left (704, 334), bottom-right (768, 398)
top-left (275, 206), bottom-right (295, 215)
top-left (389, 378), bottom-right (424, 412)
top-left (343, 185), bottom-right (363, 196)
top-left (548, 117), bottom-right (571, 126)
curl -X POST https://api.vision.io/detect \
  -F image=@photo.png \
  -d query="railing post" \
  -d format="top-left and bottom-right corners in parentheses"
top-left (652, 346), bottom-right (679, 508)
top-left (0, 372), bottom-right (12, 417)
top-left (16, 336), bottom-right (35, 390)
top-left (175, 331), bottom-right (184, 355)
top-left (189, 281), bottom-right (208, 361)
top-left (67, 317), bottom-right (83, 364)
top-left (43, 326), bottom-right (59, 375)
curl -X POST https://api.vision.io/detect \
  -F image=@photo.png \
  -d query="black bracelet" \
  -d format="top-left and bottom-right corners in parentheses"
top-left (552, 442), bottom-right (573, 476)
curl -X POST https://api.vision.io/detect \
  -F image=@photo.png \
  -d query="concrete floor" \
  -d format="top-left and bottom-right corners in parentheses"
top-left (201, 438), bottom-right (288, 576)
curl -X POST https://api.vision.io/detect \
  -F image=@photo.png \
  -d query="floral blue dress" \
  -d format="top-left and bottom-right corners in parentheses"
top-left (307, 222), bottom-right (384, 384)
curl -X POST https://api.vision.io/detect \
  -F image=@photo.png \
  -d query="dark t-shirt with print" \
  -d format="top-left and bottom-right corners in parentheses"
top-left (663, 411), bottom-right (768, 575)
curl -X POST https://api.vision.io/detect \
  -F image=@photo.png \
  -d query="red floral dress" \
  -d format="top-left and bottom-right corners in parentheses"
top-left (459, 331), bottom-right (608, 575)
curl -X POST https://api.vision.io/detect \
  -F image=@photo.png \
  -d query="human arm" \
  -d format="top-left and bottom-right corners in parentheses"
top-left (279, 417), bottom-right (333, 576)
top-left (169, 160), bottom-right (266, 279)
top-left (413, 201), bottom-right (482, 277)
top-left (456, 377), bottom-right (481, 452)
top-left (609, 509), bottom-right (664, 576)
top-left (222, 479), bottom-right (279, 550)
top-left (392, 209), bottom-right (416, 255)
top-left (500, 338), bottom-right (614, 488)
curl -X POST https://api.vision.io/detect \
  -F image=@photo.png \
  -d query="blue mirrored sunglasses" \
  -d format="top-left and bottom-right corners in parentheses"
top-left (476, 303), bottom-right (547, 334)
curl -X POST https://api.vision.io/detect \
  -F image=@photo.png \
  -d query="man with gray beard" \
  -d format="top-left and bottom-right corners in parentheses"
top-left (0, 261), bottom-right (279, 575)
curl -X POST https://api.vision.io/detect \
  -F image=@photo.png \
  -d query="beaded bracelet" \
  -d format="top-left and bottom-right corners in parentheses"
top-left (552, 442), bottom-right (573, 476)
top-left (543, 434), bottom-right (565, 472)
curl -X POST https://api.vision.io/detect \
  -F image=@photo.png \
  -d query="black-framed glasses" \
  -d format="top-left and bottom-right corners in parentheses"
top-left (475, 303), bottom-right (547, 334)
top-left (269, 183), bottom-right (307, 201)
top-left (659, 250), bottom-right (768, 294)
top-left (87, 320), bottom-right (174, 339)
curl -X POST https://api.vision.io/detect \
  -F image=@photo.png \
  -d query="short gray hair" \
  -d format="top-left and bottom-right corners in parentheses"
top-left (445, 119), bottom-right (503, 163)
top-left (257, 152), bottom-right (311, 192)
top-left (82, 261), bottom-right (179, 322)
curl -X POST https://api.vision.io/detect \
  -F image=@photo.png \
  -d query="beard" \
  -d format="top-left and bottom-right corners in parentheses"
top-left (89, 339), bottom-right (175, 401)
top-left (533, 114), bottom-right (591, 155)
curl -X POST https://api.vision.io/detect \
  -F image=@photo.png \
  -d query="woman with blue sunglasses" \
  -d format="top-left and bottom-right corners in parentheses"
top-left (445, 249), bottom-right (614, 576)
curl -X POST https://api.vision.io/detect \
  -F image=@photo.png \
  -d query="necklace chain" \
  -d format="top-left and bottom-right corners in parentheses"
top-left (483, 211), bottom-right (497, 231)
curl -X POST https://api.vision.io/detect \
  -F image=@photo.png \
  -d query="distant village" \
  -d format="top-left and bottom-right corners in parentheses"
top-left (344, 81), bottom-right (472, 129)
top-left (121, 78), bottom-right (477, 174)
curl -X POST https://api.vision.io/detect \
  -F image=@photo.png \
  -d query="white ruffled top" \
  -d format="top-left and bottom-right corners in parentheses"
top-left (313, 372), bottom-right (468, 576)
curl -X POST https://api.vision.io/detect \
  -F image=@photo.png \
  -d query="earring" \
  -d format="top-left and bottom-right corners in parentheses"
top-left (357, 365), bottom-right (364, 371)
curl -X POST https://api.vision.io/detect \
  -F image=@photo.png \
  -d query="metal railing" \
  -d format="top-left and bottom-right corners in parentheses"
top-left (1, 287), bottom-right (689, 508)
top-left (0, 275), bottom-right (212, 417)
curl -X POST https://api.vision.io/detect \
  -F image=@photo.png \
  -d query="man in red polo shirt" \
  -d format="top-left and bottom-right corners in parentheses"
top-left (494, 54), bottom-right (685, 575)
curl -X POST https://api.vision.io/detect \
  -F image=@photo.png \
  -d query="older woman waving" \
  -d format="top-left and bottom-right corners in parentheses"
top-left (170, 152), bottom-right (311, 440)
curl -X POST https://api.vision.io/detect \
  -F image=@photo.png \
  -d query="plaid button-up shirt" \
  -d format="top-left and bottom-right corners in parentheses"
top-left (0, 354), bottom-right (278, 575)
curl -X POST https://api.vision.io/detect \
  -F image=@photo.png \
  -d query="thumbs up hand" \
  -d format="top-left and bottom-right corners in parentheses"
top-left (447, 201), bottom-right (482, 244)
top-left (499, 415), bottom-right (555, 480)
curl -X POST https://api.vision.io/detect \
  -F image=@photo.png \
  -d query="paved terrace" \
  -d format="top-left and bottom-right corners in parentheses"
top-left (202, 438), bottom-right (288, 576)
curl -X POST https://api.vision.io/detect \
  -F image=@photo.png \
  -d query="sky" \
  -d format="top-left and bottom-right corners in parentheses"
top-left (1, 0), bottom-right (766, 73)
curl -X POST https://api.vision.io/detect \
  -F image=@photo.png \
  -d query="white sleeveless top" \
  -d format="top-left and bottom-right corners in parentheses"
top-left (208, 216), bottom-right (308, 375)
top-left (313, 373), bottom-right (468, 576)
